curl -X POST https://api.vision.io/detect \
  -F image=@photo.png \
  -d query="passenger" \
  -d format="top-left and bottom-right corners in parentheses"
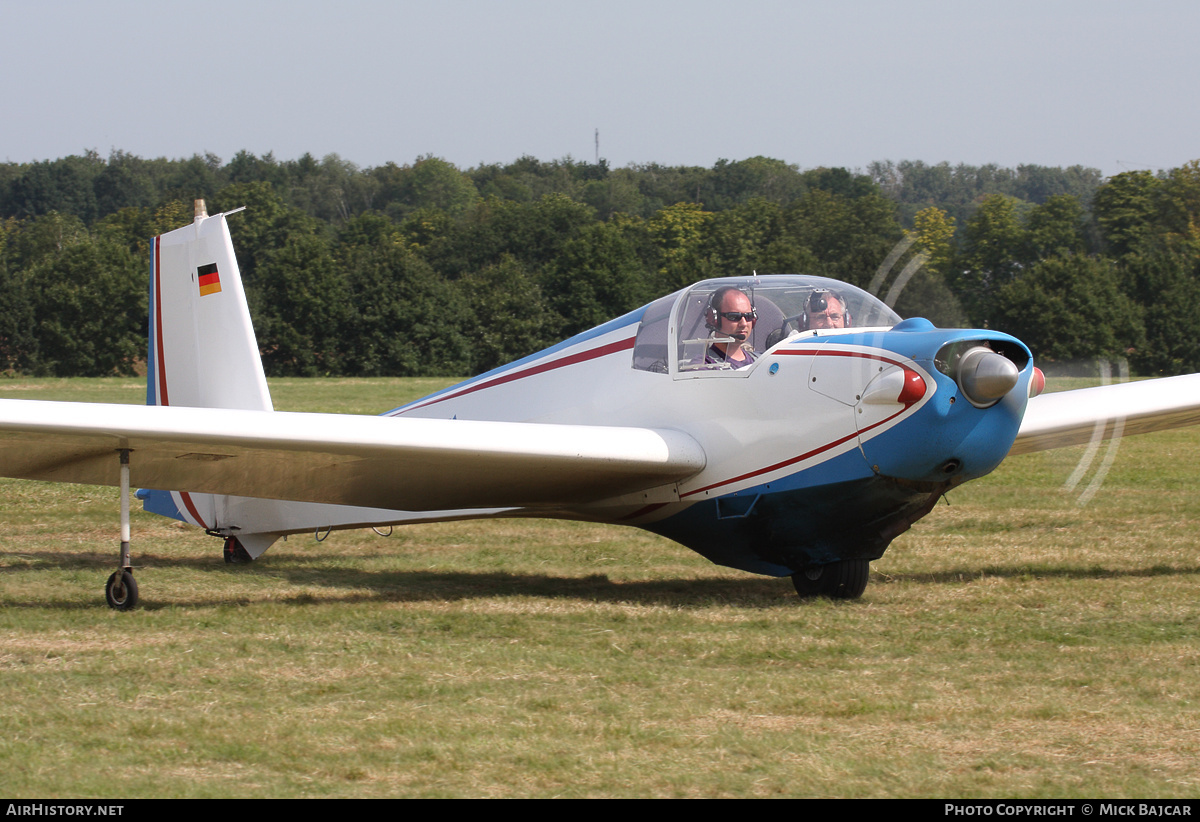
top-left (705, 287), bottom-right (758, 369)
top-left (806, 289), bottom-right (849, 330)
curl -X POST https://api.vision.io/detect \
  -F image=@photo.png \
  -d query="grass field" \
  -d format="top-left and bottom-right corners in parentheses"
top-left (1, 377), bottom-right (1198, 798)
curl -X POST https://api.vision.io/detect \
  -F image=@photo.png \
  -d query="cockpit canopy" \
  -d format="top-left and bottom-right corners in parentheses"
top-left (632, 275), bottom-right (901, 376)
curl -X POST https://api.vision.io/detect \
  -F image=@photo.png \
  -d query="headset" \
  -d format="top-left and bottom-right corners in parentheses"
top-left (705, 286), bottom-right (758, 333)
top-left (801, 288), bottom-right (851, 329)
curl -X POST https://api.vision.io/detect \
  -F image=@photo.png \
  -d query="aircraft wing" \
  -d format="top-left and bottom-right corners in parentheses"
top-left (0, 399), bottom-right (706, 511)
top-left (1010, 373), bottom-right (1200, 455)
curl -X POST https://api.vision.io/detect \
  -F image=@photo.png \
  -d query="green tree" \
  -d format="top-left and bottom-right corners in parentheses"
top-left (784, 188), bottom-right (901, 287)
top-left (1092, 170), bottom-right (1162, 258)
top-left (92, 199), bottom-right (192, 258)
top-left (94, 150), bottom-right (160, 217)
top-left (375, 156), bottom-right (480, 220)
top-left (25, 235), bottom-right (145, 375)
top-left (628, 163), bottom-right (710, 215)
top-left (253, 230), bottom-right (352, 376)
top-left (458, 255), bottom-right (556, 373)
top-left (6, 153), bottom-right (104, 222)
top-left (339, 231), bottom-right (470, 376)
top-left (1121, 247), bottom-right (1200, 375)
top-left (1025, 194), bottom-right (1088, 259)
top-left (7, 212), bottom-right (90, 272)
top-left (162, 153), bottom-right (225, 205)
top-left (543, 220), bottom-right (653, 337)
top-left (648, 202), bottom-right (713, 290)
top-left (0, 217), bottom-right (37, 372)
top-left (226, 150), bottom-right (288, 189)
top-left (953, 194), bottom-right (1028, 324)
top-left (909, 206), bottom-right (956, 277)
top-left (893, 207), bottom-right (967, 326)
top-left (432, 193), bottom-right (596, 278)
top-left (991, 255), bottom-right (1142, 363)
top-left (212, 181), bottom-right (311, 286)
top-left (705, 156), bottom-right (808, 210)
top-left (581, 168), bottom-right (646, 220)
top-left (701, 198), bottom-right (814, 276)
top-left (1157, 159), bottom-right (1200, 248)
top-left (289, 153), bottom-right (379, 223)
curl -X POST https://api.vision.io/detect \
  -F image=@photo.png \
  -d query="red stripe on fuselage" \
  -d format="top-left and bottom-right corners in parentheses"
top-left (399, 337), bottom-right (636, 413)
top-left (775, 347), bottom-right (907, 368)
top-left (153, 237), bottom-right (169, 406)
top-left (178, 491), bottom-right (208, 530)
top-left (679, 348), bottom-right (917, 499)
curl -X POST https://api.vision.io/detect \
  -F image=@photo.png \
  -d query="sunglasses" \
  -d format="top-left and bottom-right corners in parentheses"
top-left (718, 311), bottom-right (756, 322)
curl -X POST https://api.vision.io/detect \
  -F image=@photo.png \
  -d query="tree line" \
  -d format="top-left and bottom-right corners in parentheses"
top-left (0, 150), bottom-right (1196, 378)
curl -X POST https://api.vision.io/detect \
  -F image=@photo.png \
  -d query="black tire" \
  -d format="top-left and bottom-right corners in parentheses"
top-left (823, 559), bottom-right (870, 599)
top-left (790, 559), bottom-right (870, 600)
top-left (105, 570), bottom-right (139, 611)
top-left (791, 567), bottom-right (827, 598)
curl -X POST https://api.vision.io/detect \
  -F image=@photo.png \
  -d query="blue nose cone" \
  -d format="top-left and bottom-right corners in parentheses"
top-left (853, 328), bottom-right (1033, 486)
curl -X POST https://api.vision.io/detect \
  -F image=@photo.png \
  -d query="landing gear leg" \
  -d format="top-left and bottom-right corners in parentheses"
top-left (105, 449), bottom-right (139, 611)
top-left (791, 559), bottom-right (870, 600)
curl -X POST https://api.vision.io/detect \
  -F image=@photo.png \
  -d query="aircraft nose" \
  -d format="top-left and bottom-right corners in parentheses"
top-left (956, 346), bottom-right (1019, 408)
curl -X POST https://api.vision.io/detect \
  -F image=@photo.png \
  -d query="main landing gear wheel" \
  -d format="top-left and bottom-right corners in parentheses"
top-left (104, 449), bottom-right (141, 611)
top-left (791, 559), bottom-right (871, 600)
top-left (105, 570), bottom-right (139, 611)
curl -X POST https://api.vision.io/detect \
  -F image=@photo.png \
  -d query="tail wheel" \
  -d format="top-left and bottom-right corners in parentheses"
top-left (105, 570), bottom-right (139, 611)
top-left (223, 536), bottom-right (253, 564)
top-left (791, 559), bottom-right (870, 600)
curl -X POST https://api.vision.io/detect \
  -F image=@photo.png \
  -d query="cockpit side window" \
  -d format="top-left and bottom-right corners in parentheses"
top-left (631, 293), bottom-right (676, 374)
top-left (673, 284), bottom-right (785, 375)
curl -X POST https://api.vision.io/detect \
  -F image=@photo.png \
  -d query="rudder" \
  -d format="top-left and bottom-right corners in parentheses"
top-left (147, 200), bottom-right (270, 412)
top-left (141, 201), bottom-right (273, 536)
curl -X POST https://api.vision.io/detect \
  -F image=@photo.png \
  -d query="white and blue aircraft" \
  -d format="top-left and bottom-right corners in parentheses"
top-left (2, 203), bottom-right (1199, 609)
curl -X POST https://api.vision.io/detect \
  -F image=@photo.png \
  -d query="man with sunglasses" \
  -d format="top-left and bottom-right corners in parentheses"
top-left (705, 287), bottom-right (758, 369)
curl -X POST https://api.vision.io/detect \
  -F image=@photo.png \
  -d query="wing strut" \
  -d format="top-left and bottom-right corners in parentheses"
top-left (104, 449), bottom-right (139, 611)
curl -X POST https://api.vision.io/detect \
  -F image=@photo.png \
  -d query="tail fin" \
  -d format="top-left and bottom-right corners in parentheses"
top-left (140, 201), bottom-right (274, 538)
top-left (147, 200), bottom-right (271, 411)
top-left (138, 201), bottom-right (422, 556)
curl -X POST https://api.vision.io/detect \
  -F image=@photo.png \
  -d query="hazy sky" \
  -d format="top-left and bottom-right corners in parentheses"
top-left (3, 0), bottom-right (1197, 178)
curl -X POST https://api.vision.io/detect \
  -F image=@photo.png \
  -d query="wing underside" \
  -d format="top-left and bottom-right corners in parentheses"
top-left (0, 399), bottom-right (706, 511)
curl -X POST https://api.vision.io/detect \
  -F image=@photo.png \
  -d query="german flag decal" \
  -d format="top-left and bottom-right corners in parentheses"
top-left (198, 263), bottom-right (222, 296)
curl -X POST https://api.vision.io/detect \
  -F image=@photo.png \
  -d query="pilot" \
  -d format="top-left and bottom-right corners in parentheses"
top-left (806, 289), bottom-right (849, 330)
top-left (705, 287), bottom-right (758, 368)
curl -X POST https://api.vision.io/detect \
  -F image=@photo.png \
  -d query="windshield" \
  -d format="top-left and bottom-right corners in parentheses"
top-left (632, 275), bottom-right (901, 376)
